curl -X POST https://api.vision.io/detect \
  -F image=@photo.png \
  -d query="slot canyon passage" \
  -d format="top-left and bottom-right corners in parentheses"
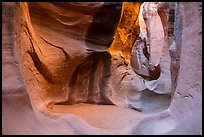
top-left (2, 2), bottom-right (202, 135)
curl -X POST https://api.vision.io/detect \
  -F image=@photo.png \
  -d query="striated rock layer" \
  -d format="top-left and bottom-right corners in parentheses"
top-left (2, 2), bottom-right (202, 135)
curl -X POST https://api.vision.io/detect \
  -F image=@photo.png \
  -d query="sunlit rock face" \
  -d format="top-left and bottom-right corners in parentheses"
top-left (2, 2), bottom-right (202, 135)
top-left (17, 2), bottom-right (123, 108)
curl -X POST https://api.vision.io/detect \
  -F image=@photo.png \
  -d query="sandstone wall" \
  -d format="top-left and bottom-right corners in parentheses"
top-left (2, 2), bottom-right (202, 135)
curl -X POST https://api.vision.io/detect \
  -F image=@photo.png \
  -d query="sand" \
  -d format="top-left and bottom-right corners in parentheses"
top-left (47, 103), bottom-right (147, 131)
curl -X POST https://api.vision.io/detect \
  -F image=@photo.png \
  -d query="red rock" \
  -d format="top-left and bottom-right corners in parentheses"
top-left (2, 2), bottom-right (202, 135)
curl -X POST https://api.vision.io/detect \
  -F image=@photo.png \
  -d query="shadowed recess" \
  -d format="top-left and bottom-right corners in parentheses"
top-left (56, 51), bottom-right (113, 105)
top-left (85, 3), bottom-right (122, 50)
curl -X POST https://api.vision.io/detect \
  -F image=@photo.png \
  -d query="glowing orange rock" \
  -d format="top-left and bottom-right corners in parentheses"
top-left (108, 2), bottom-right (142, 61)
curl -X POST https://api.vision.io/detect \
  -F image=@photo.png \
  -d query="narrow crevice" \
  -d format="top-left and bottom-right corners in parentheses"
top-left (121, 72), bottom-right (131, 82)
top-left (27, 50), bottom-right (53, 84)
top-left (40, 36), bottom-right (71, 62)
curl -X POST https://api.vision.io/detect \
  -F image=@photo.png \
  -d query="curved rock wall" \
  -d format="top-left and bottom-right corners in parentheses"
top-left (132, 2), bottom-right (202, 135)
top-left (16, 2), bottom-right (123, 109)
top-left (168, 2), bottom-right (202, 134)
top-left (2, 2), bottom-right (202, 135)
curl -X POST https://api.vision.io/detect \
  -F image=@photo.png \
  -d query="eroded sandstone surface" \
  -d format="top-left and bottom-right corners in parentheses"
top-left (2, 2), bottom-right (202, 135)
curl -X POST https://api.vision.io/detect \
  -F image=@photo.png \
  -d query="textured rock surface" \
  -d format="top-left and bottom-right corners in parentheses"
top-left (133, 2), bottom-right (202, 135)
top-left (2, 2), bottom-right (202, 135)
top-left (130, 2), bottom-right (171, 96)
top-left (168, 2), bottom-right (202, 134)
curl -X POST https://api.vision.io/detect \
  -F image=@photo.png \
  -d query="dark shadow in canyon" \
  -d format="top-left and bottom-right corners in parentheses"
top-left (56, 51), bottom-right (113, 105)
top-left (85, 2), bottom-right (122, 50)
top-left (57, 3), bottom-right (122, 106)
top-left (56, 2), bottom-right (170, 113)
